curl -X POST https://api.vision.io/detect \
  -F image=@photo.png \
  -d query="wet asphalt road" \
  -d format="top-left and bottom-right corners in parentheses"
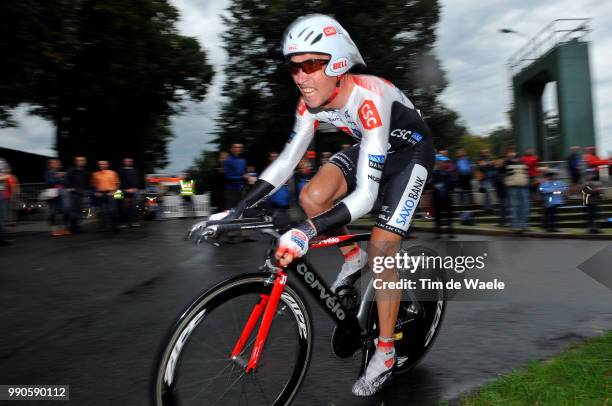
top-left (0, 220), bottom-right (611, 405)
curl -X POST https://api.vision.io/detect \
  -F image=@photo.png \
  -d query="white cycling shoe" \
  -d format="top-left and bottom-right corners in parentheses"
top-left (352, 346), bottom-right (396, 397)
top-left (331, 249), bottom-right (368, 293)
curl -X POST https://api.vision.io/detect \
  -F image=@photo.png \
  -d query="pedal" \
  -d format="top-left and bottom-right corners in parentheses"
top-left (331, 326), bottom-right (361, 359)
top-left (336, 285), bottom-right (359, 313)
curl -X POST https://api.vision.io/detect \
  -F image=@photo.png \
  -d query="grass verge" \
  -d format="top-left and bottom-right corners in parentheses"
top-left (459, 331), bottom-right (612, 405)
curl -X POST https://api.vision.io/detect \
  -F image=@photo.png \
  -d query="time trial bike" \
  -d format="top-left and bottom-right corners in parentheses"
top-left (152, 216), bottom-right (446, 405)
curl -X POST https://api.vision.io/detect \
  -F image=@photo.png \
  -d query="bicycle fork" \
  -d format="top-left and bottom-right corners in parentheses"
top-left (230, 269), bottom-right (288, 373)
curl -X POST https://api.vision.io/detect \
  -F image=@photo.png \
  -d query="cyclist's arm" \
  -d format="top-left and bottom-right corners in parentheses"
top-left (310, 98), bottom-right (390, 235)
top-left (232, 100), bottom-right (317, 215)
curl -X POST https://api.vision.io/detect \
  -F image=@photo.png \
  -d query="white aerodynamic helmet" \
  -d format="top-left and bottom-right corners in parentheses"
top-left (282, 14), bottom-right (366, 77)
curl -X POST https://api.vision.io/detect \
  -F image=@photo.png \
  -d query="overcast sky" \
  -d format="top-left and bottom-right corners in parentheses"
top-left (1, 0), bottom-right (610, 173)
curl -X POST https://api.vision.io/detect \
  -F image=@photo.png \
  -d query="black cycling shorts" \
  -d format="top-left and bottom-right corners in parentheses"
top-left (329, 137), bottom-right (435, 238)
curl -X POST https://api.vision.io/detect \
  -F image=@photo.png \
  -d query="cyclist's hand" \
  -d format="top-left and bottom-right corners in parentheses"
top-left (275, 229), bottom-right (309, 267)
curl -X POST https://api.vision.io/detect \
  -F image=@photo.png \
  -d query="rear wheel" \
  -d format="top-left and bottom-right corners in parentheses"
top-left (363, 245), bottom-right (446, 374)
top-left (153, 275), bottom-right (313, 406)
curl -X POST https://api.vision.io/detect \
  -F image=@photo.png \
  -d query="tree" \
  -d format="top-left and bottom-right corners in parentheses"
top-left (213, 0), bottom-right (464, 171)
top-left (487, 127), bottom-right (514, 158)
top-left (0, 0), bottom-right (214, 172)
top-left (185, 150), bottom-right (219, 193)
top-left (460, 134), bottom-right (490, 160)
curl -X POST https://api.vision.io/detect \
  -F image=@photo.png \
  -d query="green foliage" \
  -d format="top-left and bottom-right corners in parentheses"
top-left (213, 0), bottom-right (465, 170)
top-left (0, 0), bottom-right (214, 172)
top-left (460, 134), bottom-right (490, 160)
top-left (185, 150), bottom-right (219, 193)
top-left (487, 127), bottom-right (514, 158)
top-left (461, 331), bottom-right (612, 405)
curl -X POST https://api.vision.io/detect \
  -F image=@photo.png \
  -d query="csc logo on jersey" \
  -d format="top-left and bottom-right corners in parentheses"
top-left (358, 100), bottom-right (382, 130)
top-left (391, 129), bottom-right (423, 145)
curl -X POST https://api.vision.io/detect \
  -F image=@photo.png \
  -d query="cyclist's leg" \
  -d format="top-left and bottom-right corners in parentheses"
top-left (369, 227), bottom-right (402, 338)
top-left (353, 227), bottom-right (401, 396)
top-left (371, 142), bottom-right (434, 332)
top-left (299, 162), bottom-right (347, 214)
top-left (354, 139), bottom-right (434, 396)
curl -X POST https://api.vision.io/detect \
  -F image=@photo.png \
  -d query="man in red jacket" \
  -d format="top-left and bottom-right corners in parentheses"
top-left (583, 146), bottom-right (610, 180)
top-left (521, 147), bottom-right (540, 195)
top-left (4, 172), bottom-right (19, 226)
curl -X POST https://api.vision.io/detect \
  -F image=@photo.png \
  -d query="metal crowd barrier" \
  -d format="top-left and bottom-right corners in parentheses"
top-left (9, 183), bottom-right (48, 222)
top-left (159, 193), bottom-right (210, 219)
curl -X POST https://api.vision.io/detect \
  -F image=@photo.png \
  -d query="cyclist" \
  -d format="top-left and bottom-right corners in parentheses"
top-left (207, 14), bottom-right (434, 396)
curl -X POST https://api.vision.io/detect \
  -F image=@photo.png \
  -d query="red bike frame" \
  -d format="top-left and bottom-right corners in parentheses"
top-left (230, 269), bottom-right (288, 372)
top-left (229, 232), bottom-right (369, 372)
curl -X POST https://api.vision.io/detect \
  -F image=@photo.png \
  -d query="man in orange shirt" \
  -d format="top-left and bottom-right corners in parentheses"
top-left (92, 160), bottom-right (120, 232)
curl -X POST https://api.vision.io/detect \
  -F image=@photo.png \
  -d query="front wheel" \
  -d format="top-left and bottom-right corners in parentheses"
top-left (153, 274), bottom-right (313, 406)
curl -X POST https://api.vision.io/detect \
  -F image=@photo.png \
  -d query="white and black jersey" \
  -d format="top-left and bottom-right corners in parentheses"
top-left (256, 74), bottom-right (435, 237)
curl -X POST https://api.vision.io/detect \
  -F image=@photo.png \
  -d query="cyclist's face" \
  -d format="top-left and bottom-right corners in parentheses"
top-left (290, 53), bottom-right (335, 108)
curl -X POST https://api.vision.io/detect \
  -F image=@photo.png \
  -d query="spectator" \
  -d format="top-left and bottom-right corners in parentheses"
top-left (431, 154), bottom-right (454, 238)
top-left (493, 159), bottom-right (508, 227)
top-left (454, 149), bottom-right (473, 205)
top-left (582, 169), bottom-right (604, 234)
top-left (211, 151), bottom-right (228, 211)
top-left (44, 159), bottom-right (70, 236)
top-left (439, 150), bottom-right (455, 172)
top-left (91, 160), bottom-right (120, 232)
top-left (66, 156), bottom-right (89, 233)
top-left (268, 182), bottom-right (291, 225)
top-left (502, 148), bottom-right (530, 233)
top-left (4, 164), bottom-right (19, 226)
top-left (538, 169), bottom-right (567, 232)
top-left (268, 151), bottom-right (279, 163)
top-left (179, 176), bottom-right (196, 219)
top-left (246, 166), bottom-right (258, 188)
top-left (118, 157), bottom-right (141, 227)
top-left (567, 146), bottom-right (582, 195)
top-left (521, 147), bottom-right (540, 196)
top-left (223, 143), bottom-right (247, 209)
top-left (477, 149), bottom-right (495, 211)
top-left (295, 157), bottom-right (312, 197)
top-left (222, 143), bottom-right (253, 241)
top-left (0, 157), bottom-right (12, 245)
top-left (583, 146), bottom-right (610, 180)
top-left (265, 152), bottom-right (291, 226)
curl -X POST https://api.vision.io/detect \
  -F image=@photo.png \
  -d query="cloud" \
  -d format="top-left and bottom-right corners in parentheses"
top-left (165, 0), bottom-right (230, 174)
top-left (437, 0), bottom-right (612, 154)
top-left (0, 105), bottom-right (56, 157)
